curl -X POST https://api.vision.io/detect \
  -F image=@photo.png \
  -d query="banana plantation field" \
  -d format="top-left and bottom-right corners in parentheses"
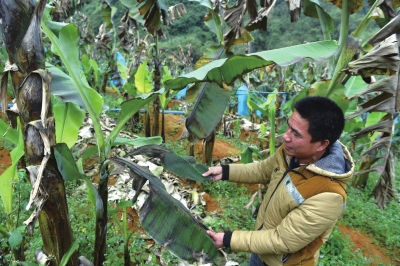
top-left (0, 0), bottom-right (399, 265)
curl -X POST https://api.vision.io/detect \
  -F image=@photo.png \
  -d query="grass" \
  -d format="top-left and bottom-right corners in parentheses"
top-left (340, 167), bottom-right (400, 260)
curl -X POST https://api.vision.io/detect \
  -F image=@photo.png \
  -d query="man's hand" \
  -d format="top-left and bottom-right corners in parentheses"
top-left (202, 166), bottom-right (223, 182)
top-left (207, 228), bottom-right (224, 249)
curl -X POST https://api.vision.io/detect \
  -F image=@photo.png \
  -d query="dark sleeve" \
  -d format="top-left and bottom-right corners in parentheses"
top-left (223, 231), bottom-right (232, 248)
top-left (221, 165), bottom-right (229, 181)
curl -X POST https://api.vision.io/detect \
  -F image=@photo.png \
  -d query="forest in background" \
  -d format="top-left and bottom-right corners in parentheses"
top-left (76, 0), bottom-right (380, 62)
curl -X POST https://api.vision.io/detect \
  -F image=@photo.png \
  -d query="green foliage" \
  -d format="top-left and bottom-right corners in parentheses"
top-left (203, 182), bottom-right (256, 233)
top-left (342, 184), bottom-right (400, 252)
top-left (319, 225), bottom-right (367, 265)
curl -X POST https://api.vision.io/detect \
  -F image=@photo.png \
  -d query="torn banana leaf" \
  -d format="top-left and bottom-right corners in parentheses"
top-left (110, 157), bottom-right (219, 263)
top-left (127, 144), bottom-right (210, 183)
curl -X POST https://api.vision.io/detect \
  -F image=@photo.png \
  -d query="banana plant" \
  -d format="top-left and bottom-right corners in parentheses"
top-left (41, 4), bottom-right (223, 265)
top-left (120, 0), bottom-right (189, 138)
top-left (165, 0), bottom-right (400, 209)
top-left (0, 0), bottom-right (79, 264)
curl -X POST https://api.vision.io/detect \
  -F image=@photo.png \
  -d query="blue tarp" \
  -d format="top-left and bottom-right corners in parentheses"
top-left (176, 72), bottom-right (189, 100)
top-left (176, 85), bottom-right (189, 100)
top-left (237, 84), bottom-right (249, 116)
top-left (109, 52), bottom-right (126, 89)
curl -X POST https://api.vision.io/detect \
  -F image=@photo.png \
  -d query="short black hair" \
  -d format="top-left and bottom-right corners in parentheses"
top-left (294, 96), bottom-right (344, 148)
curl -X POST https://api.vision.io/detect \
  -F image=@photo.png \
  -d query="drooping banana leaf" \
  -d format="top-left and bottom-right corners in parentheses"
top-left (187, 82), bottom-right (232, 141)
top-left (47, 64), bottom-right (87, 110)
top-left (346, 35), bottom-right (399, 77)
top-left (54, 143), bottom-right (104, 217)
top-left (327, 0), bottom-right (363, 14)
top-left (127, 0), bottom-right (169, 36)
top-left (109, 157), bottom-right (219, 263)
top-left (303, 0), bottom-right (334, 35)
top-left (344, 75), bottom-right (397, 209)
top-left (367, 15), bottom-right (400, 46)
top-left (41, 7), bottom-right (106, 153)
top-left (165, 40), bottom-right (339, 90)
top-left (104, 89), bottom-right (164, 156)
top-left (166, 41), bottom-right (338, 141)
top-left (241, 146), bottom-right (264, 164)
top-left (127, 144), bottom-right (210, 183)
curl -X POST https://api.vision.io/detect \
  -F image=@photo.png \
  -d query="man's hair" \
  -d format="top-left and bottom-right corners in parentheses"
top-left (294, 96), bottom-right (344, 147)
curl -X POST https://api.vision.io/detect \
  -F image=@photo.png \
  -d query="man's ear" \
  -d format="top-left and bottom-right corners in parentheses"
top-left (317, 140), bottom-right (330, 151)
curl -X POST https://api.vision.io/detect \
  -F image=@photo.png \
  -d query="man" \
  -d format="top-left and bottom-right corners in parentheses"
top-left (203, 96), bottom-right (354, 266)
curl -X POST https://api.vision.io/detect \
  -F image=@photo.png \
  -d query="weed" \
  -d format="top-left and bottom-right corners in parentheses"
top-left (319, 225), bottom-right (367, 265)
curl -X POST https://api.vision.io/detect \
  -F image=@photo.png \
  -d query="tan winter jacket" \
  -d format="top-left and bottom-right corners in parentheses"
top-left (227, 141), bottom-right (354, 266)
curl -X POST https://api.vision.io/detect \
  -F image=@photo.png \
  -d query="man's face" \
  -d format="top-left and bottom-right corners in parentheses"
top-left (283, 111), bottom-right (327, 164)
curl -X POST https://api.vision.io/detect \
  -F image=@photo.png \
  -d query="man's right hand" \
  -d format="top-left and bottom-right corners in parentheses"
top-left (202, 166), bottom-right (223, 182)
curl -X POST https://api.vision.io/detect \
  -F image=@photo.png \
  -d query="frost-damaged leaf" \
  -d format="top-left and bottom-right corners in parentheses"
top-left (49, 0), bottom-right (90, 21)
top-left (367, 15), bottom-right (400, 46)
top-left (346, 76), bottom-right (397, 120)
top-left (25, 119), bottom-right (54, 210)
top-left (0, 1), bottom-right (36, 62)
top-left (165, 40), bottom-right (338, 90)
top-left (137, 0), bottom-right (168, 36)
top-left (110, 157), bottom-right (219, 263)
top-left (345, 74), bottom-right (397, 209)
top-left (0, 72), bottom-right (8, 113)
top-left (246, 0), bottom-right (276, 32)
top-left (223, 0), bottom-right (257, 47)
top-left (187, 82), bottom-right (232, 140)
top-left (326, 0), bottom-right (363, 14)
top-left (168, 3), bottom-right (187, 23)
top-left (286, 0), bottom-right (301, 22)
top-left (372, 150), bottom-right (396, 209)
top-left (346, 35), bottom-right (399, 77)
top-left (127, 144), bottom-right (210, 183)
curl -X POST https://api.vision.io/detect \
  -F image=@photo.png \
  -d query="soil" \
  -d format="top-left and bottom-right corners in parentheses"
top-left (338, 223), bottom-right (397, 265)
top-left (0, 111), bottom-right (396, 265)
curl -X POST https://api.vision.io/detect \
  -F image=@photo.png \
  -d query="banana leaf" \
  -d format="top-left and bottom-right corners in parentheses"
top-left (52, 96), bottom-right (86, 148)
top-left (345, 75), bottom-right (397, 209)
top-left (165, 40), bottom-right (338, 90)
top-left (110, 157), bottom-right (219, 263)
top-left (186, 82), bottom-right (232, 141)
top-left (165, 41), bottom-right (338, 141)
top-left (127, 144), bottom-right (210, 183)
top-left (346, 35), bottom-right (399, 77)
top-left (54, 143), bottom-right (104, 217)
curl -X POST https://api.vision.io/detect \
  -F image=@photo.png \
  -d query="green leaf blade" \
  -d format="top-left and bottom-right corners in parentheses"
top-left (140, 185), bottom-right (219, 263)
